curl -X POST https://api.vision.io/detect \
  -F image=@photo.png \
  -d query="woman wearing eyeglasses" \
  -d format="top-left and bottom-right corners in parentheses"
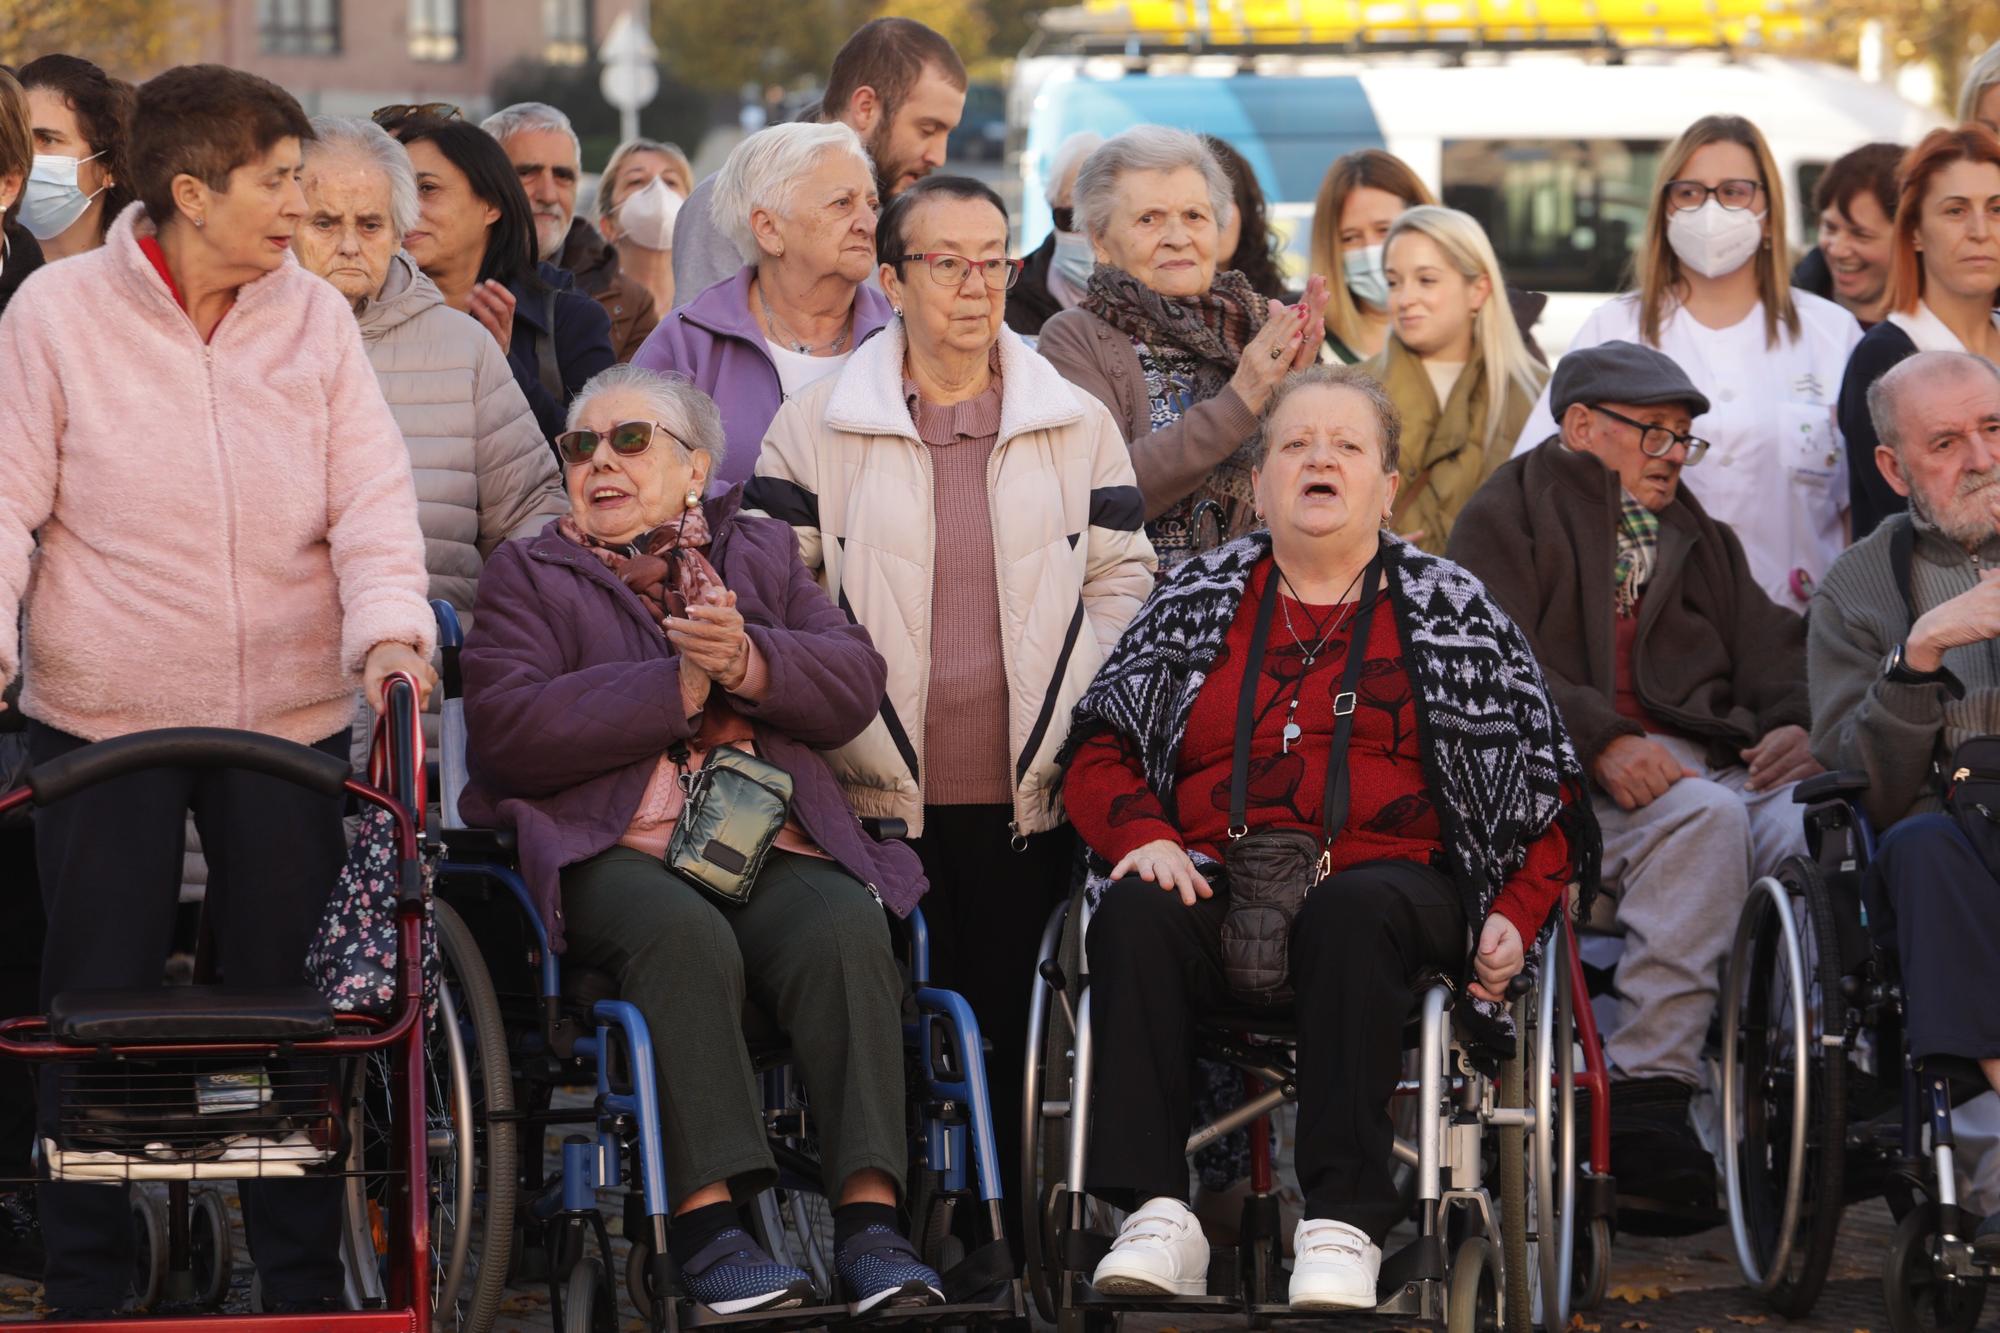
top-left (749, 175), bottom-right (1157, 1222)
top-left (1509, 114), bottom-right (1862, 615)
top-left (633, 121), bottom-right (895, 490)
top-left (461, 363), bottom-right (949, 1317)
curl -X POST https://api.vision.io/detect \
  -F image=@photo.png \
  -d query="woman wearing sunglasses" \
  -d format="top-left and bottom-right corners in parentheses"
top-left (461, 364), bottom-right (948, 1317)
top-left (749, 176), bottom-right (1156, 1226)
top-left (634, 121), bottom-right (895, 490)
top-left (1507, 114), bottom-right (1862, 616)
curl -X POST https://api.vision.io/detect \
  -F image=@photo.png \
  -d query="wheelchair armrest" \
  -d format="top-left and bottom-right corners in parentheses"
top-left (440, 826), bottom-right (517, 860)
top-left (1793, 770), bottom-right (1871, 806)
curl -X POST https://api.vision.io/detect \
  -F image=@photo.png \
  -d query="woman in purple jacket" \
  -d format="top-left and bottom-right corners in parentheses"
top-left (460, 365), bottom-right (942, 1317)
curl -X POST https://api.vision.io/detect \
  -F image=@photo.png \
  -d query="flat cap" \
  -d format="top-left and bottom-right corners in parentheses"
top-left (1549, 339), bottom-right (1711, 420)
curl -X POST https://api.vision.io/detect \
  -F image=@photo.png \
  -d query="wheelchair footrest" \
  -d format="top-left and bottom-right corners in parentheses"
top-left (675, 1300), bottom-right (851, 1331)
top-left (673, 1287), bottom-right (1025, 1330)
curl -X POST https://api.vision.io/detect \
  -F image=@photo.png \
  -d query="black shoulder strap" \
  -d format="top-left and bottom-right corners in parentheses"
top-left (1888, 514), bottom-right (1918, 632)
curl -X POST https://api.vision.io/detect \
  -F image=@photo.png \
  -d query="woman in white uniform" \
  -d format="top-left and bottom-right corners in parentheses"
top-left (1512, 114), bottom-right (1861, 614)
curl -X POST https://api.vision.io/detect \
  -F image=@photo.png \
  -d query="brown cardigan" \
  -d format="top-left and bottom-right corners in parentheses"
top-left (1036, 306), bottom-right (1259, 522)
top-left (1446, 438), bottom-right (1810, 767)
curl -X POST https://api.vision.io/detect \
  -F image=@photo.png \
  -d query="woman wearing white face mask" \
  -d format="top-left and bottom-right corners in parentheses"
top-left (1007, 129), bottom-right (1103, 338)
top-left (17, 55), bottom-right (133, 262)
top-left (1509, 114), bottom-right (1861, 615)
top-left (595, 137), bottom-right (694, 314)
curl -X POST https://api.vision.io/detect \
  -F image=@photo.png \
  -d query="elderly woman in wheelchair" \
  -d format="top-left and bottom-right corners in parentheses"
top-left (1058, 365), bottom-right (1598, 1309)
top-left (458, 364), bottom-right (946, 1317)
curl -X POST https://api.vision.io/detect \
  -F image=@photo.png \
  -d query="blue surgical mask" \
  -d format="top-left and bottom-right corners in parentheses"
top-left (1343, 242), bottom-right (1388, 310)
top-left (1052, 229), bottom-right (1095, 291)
top-left (20, 152), bottom-right (106, 242)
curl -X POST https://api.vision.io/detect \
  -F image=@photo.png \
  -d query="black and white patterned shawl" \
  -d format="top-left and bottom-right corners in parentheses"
top-left (1059, 530), bottom-right (1602, 1045)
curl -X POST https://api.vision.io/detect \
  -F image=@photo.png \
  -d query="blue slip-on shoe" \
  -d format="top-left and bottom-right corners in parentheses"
top-left (679, 1227), bottom-right (818, 1315)
top-left (836, 1223), bottom-right (946, 1313)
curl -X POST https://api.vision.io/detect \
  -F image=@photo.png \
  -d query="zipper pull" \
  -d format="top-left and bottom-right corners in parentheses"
top-left (1314, 849), bottom-right (1331, 884)
top-left (1954, 767), bottom-right (1971, 783)
top-left (1009, 820), bottom-right (1028, 853)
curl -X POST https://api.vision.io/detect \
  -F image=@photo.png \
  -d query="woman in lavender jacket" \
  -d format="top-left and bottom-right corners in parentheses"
top-left (460, 366), bottom-right (943, 1318)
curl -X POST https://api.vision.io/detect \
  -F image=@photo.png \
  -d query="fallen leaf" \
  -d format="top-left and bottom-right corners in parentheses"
top-left (1608, 1283), bottom-right (1670, 1303)
top-left (1726, 1318), bottom-right (1769, 1327)
top-left (1568, 1319), bottom-right (1602, 1332)
top-left (1621, 1322), bottom-right (1652, 1330)
top-left (1696, 1327), bottom-right (1716, 1333)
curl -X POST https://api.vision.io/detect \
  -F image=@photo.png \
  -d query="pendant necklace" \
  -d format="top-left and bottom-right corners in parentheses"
top-left (1276, 566), bottom-right (1365, 754)
top-left (758, 282), bottom-right (850, 356)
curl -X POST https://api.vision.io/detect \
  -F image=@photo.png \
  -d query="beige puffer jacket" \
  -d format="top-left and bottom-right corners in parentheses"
top-left (355, 253), bottom-right (568, 615)
top-left (748, 321), bottom-right (1157, 839)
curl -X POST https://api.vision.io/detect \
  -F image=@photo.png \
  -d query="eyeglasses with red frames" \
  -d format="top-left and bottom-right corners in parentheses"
top-left (895, 252), bottom-right (1025, 291)
top-left (554, 420), bottom-right (683, 467)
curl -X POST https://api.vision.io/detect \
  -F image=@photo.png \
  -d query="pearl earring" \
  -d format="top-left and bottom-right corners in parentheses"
top-left (685, 488), bottom-right (702, 508)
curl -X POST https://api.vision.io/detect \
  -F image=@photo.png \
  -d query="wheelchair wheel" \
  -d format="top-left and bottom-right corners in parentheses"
top-left (1721, 861), bottom-right (1847, 1317)
top-left (752, 1068), bottom-right (835, 1295)
top-left (131, 1189), bottom-right (167, 1311)
top-left (1883, 1203), bottom-right (1987, 1333)
top-left (1502, 926), bottom-right (1577, 1333)
top-left (1575, 1217), bottom-right (1611, 1311)
top-left (1021, 898), bottom-right (1072, 1323)
top-left (189, 1186), bottom-right (234, 1307)
top-left (346, 898), bottom-right (518, 1333)
top-left (1449, 1236), bottom-right (1501, 1333)
top-left (562, 1252), bottom-right (618, 1333)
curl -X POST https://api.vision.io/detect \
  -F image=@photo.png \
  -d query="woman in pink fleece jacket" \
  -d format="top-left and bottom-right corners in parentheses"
top-left (0, 65), bottom-right (435, 1316)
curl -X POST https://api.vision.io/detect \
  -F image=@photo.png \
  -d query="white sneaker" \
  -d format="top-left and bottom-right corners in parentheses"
top-left (1288, 1218), bottom-right (1381, 1310)
top-left (1091, 1196), bottom-right (1211, 1296)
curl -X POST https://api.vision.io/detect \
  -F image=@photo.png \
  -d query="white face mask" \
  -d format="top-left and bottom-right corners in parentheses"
top-left (615, 176), bottom-right (683, 252)
top-left (1343, 242), bottom-right (1388, 310)
top-left (20, 151), bottom-right (107, 242)
top-left (1666, 200), bottom-right (1765, 280)
top-left (1052, 229), bottom-right (1095, 290)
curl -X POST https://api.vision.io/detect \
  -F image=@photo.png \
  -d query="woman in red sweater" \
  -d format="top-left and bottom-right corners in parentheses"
top-left (1062, 365), bottom-right (1596, 1311)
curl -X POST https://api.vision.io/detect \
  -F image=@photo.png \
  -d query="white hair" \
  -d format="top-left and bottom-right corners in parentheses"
top-left (567, 365), bottom-right (728, 477)
top-left (1045, 130), bottom-right (1105, 208)
top-left (302, 115), bottom-right (419, 238)
top-left (480, 101), bottom-right (581, 169)
top-left (1073, 125), bottom-right (1233, 242)
top-left (1962, 39), bottom-right (2000, 124)
top-left (710, 121), bottom-right (874, 266)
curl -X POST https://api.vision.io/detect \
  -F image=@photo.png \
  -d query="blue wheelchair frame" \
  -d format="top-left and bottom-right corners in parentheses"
top-left (429, 602), bottom-right (1016, 1329)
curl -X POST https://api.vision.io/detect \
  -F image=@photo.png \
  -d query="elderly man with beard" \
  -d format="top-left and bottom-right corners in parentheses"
top-left (1810, 350), bottom-right (2000, 1258)
top-left (669, 17), bottom-right (965, 307)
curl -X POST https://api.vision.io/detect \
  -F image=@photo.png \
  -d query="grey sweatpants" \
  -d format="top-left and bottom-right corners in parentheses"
top-left (1593, 734), bottom-right (1806, 1084)
top-left (560, 846), bottom-right (910, 1205)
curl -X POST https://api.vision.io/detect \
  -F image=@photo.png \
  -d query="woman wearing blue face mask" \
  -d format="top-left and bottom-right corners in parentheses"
top-left (1507, 114), bottom-right (1862, 617)
top-left (17, 55), bottom-right (132, 262)
top-left (1005, 128), bottom-right (1103, 338)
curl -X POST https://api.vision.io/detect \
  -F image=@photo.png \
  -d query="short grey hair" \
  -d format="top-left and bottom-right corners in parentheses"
top-left (594, 137), bottom-right (695, 221)
top-left (303, 115), bottom-right (419, 239)
top-left (711, 121), bottom-right (874, 265)
top-left (1250, 364), bottom-right (1402, 475)
top-left (567, 365), bottom-right (728, 477)
top-left (1044, 130), bottom-right (1104, 208)
top-left (1867, 350), bottom-right (2000, 457)
top-left (1959, 39), bottom-right (2000, 124)
top-left (1072, 125), bottom-right (1234, 243)
top-left (480, 101), bottom-right (582, 169)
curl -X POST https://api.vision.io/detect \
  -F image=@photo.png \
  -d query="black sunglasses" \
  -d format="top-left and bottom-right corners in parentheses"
top-left (370, 102), bottom-right (463, 132)
top-left (554, 419), bottom-right (677, 467)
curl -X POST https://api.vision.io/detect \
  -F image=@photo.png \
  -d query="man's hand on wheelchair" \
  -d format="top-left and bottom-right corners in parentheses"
top-left (1743, 724), bottom-right (1822, 792)
top-left (363, 641), bottom-right (438, 712)
top-left (1906, 569), bottom-right (2000, 673)
top-left (1469, 914), bottom-right (1523, 1003)
top-left (1110, 837), bottom-right (1214, 906)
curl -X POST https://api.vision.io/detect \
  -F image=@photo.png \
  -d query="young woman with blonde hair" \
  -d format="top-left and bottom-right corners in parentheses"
top-left (1308, 149), bottom-right (1434, 363)
top-left (1509, 113), bottom-right (1861, 614)
top-left (1364, 205), bottom-right (1547, 552)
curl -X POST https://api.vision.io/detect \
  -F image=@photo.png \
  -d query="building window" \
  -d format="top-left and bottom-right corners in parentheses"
top-left (258, 0), bottom-right (340, 56)
top-left (544, 0), bottom-right (594, 65)
top-left (1440, 138), bottom-right (1666, 295)
top-left (409, 0), bottom-right (463, 62)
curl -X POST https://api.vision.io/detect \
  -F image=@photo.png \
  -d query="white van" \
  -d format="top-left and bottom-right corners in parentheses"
top-left (1013, 48), bottom-right (1943, 351)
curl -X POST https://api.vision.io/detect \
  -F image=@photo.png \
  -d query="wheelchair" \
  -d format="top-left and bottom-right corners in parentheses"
top-left (1020, 880), bottom-right (1616, 1333)
top-left (0, 675), bottom-right (437, 1332)
top-left (419, 603), bottom-right (1023, 1333)
top-left (1721, 769), bottom-right (2000, 1331)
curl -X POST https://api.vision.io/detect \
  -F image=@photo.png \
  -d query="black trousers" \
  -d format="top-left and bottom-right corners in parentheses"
top-left (910, 805), bottom-right (1072, 1255)
top-left (1866, 812), bottom-right (2000, 1063)
top-left (0, 821), bottom-right (44, 1182)
top-left (28, 721), bottom-right (348, 1308)
top-left (1085, 858), bottom-right (1465, 1245)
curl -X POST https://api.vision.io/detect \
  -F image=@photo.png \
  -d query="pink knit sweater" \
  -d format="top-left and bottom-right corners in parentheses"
top-left (0, 203), bottom-right (435, 744)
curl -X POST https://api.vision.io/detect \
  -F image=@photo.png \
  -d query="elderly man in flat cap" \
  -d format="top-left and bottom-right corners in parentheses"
top-left (1450, 339), bottom-right (1819, 1218)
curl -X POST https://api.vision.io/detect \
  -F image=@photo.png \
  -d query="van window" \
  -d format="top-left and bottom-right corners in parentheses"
top-left (1441, 139), bottom-right (1665, 294)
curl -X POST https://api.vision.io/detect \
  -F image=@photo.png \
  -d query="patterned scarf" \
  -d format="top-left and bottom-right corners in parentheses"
top-left (558, 506), bottom-right (720, 623)
top-left (1083, 263), bottom-right (1271, 557)
top-left (1613, 493), bottom-right (1660, 620)
top-left (1059, 530), bottom-right (1602, 1057)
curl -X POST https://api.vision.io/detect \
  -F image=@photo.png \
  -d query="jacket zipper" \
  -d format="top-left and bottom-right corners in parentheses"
top-left (984, 439), bottom-right (1027, 848)
top-left (911, 441), bottom-right (936, 826)
top-left (202, 344), bottom-right (250, 728)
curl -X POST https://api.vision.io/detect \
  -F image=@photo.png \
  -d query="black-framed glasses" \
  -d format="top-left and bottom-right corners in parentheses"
top-left (371, 102), bottom-right (463, 132)
top-left (554, 419), bottom-right (679, 467)
top-left (896, 252), bottom-right (1025, 291)
top-left (1588, 404), bottom-right (1710, 464)
top-left (1051, 205), bottom-right (1075, 233)
top-left (1663, 178), bottom-right (1762, 212)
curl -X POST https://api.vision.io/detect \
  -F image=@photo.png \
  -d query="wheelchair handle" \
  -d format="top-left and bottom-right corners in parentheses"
top-left (26, 727), bottom-right (351, 806)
